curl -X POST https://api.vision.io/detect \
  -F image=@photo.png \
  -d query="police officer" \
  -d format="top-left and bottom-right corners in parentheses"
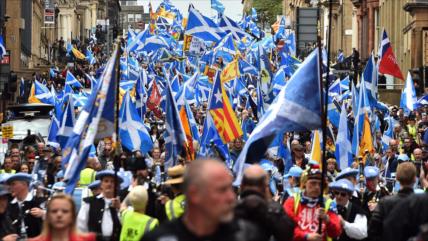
top-left (330, 179), bottom-right (368, 241)
top-left (6, 173), bottom-right (45, 239)
top-left (163, 165), bottom-right (186, 221)
top-left (120, 186), bottom-right (159, 241)
top-left (77, 170), bottom-right (122, 241)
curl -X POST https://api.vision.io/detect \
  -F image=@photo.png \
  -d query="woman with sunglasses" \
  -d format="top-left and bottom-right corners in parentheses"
top-left (329, 179), bottom-right (368, 241)
top-left (29, 194), bottom-right (96, 241)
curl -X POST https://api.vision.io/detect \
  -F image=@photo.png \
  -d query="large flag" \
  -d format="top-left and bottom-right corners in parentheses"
top-left (164, 79), bottom-right (188, 169)
top-left (362, 52), bottom-right (378, 103)
top-left (378, 29), bottom-right (404, 80)
top-left (66, 71), bottom-right (84, 89)
top-left (62, 47), bottom-right (119, 194)
top-left (57, 97), bottom-right (76, 149)
top-left (119, 92), bottom-right (153, 153)
top-left (28, 80), bottom-right (55, 105)
top-left (147, 79), bottom-right (162, 112)
top-left (209, 72), bottom-right (243, 143)
top-left (185, 7), bottom-right (226, 42)
top-left (219, 15), bottom-right (248, 40)
top-left (400, 71), bottom-right (417, 113)
top-left (352, 79), bottom-right (371, 156)
top-left (359, 111), bottom-right (375, 159)
top-left (335, 102), bottom-right (353, 170)
top-left (220, 59), bottom-right (240, 83)
top-left (0, 35), bottom-right (5, 59)
top-left (233, 49), bottom-right (322, 184)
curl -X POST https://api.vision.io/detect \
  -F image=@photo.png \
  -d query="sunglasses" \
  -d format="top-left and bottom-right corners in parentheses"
top-left (333, 191), bottom-right (348, 197)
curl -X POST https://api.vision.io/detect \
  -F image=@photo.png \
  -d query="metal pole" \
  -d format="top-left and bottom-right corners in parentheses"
top-left (113, 40), bottom-right (121, 198)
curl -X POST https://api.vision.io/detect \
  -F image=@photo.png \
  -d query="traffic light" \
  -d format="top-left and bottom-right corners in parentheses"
top-left (8, 71), bottom-right (17, 93)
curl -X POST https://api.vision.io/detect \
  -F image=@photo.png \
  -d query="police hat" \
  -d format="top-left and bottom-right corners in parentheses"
top-left (335, 168), bottom-right (359, 181)
top-left (329, 179), bottom-right (354, 194)
top-left (6, 173), bottom-right (33, 184)
top-left (0, 184), bottom-right (10, 196)
top-left (164, 165), bottom-right (185, 185)
top-left (284, 166), bottom-right (303, 178)
top-left (95, 170), bottom-right (124, 183)
top-left (88, 180), bottom-right (101, 190)
top-left (364, 166), bottom-right (379, 180)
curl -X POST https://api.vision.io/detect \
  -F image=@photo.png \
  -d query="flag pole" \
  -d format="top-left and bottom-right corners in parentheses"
top-left (113, 38), bottom-right (122, 198)
top-left (317, 0), bottom-right (333, 234)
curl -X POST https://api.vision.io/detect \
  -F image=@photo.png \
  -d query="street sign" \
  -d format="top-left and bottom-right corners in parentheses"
top-left (44, 8), bottom-right (55, 24)
top-left (1, 124), bottom-right (13, 139)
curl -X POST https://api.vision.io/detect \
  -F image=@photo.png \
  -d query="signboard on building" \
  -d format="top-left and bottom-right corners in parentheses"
top-left (44, 8), bottom-right (55, 24)
top-left (1, 124), bottom-right (13, 140)
top-left (296, 8), bottom-right (318, 57)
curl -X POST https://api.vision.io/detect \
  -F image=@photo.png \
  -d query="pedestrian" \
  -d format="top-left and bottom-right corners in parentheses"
top-left (329, 179), bottom-right (368, 241)
top-left (28, 194), bottom-right (96, 241)
top-left (162, 165), bottom-right (186, 221)
top-left (141, 158), bottom-right (261, 241)
top-left (283, 166), bottom-right (342, 241)
top-left (369, 162), bottom-right (417, 241)
top-left (0, 184), bottom-right (18, 241)
top-left (120, 186), bottom-right (159, 241)
top-left (282, 166), bottom-right (303, 201)
top-left (235, 164), bottom-right (295, 241)
top-left (77, 170), bottom-right (122, 241)
top-left (6, 173), bottom-right (46, 239)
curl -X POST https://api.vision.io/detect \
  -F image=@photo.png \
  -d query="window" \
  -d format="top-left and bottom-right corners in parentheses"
top-left (135, 14), bottom-right (142, 22)
top-left (128, 14), bottom-right (134, 22)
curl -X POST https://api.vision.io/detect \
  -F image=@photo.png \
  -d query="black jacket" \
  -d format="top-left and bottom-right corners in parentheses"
top-left (235, 190), bottom-right (295, 241)
top-left (7, 195), bottom-right (45, 238)
top-left (369, 187), bottom-right (413, 241)
top-left (0, 212), bottom-right (16, 239)
top-left (383, 192), bottom-right (428, 241)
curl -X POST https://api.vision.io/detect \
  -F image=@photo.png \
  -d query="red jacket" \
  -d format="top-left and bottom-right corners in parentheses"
top-left (283, 195), bottom-right (342, 241)
top-left (28, 233), bottom-right (96, 241)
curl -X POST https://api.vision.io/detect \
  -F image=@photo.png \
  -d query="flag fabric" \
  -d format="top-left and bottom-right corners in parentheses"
top-left (310, 130), bottom-right (322, 164)
top-left (19, 78), bottom-right (25, 97)
top-left (211, 0), bottom-right (225, 14)
top-left (256, 82), bottom-right (265, 119)
top-left (362, 52), bottom-right (378, 103)
top-left (147, 79), bottom-right (162, 112)
top-left (233, 49), bottom-right (322, 184)
top-left (28, 80), bottom-right (55, 105)
top-left (209, 72), bottom-right (243, 143)
top-left (0, 36), bottom-right (6, 59)
top-left (271, 67), bottom-right (286, 96)
top-left (381, 115), bottom-right (394, 151)
top-left (337, 51), bottom-right (344, 63)
top-left (119, 92), bottom-right (153, 153)
top-left (352, 79), bottom-right (371, 156)
top-left (185, 7), bottom-right (226, 42)
top-left (400, 71), bottom-right (417, 113)
top-left (219, 15), bottom-right (248, 40)
top-left (66, 71), bottom-right (84, 89)
top-left (378, 29), bottom-right (404, 80)
top-left (335, 102), bottom-right (353, 170)
top-left (359, 111), bottom-right (375, 159)
top-left (62, 48), bottom-right (119, 194)
top-left (220, 59), bottom-right (240, 83)
top-left (273, 16), bottom-right (286, 42)
top-left (239, 58), bottom-right (258, 76)
top-left (179, 102), bottom-right (195, 160)
top-left (57, 97), bottom-right (76, 149)
top-left (164, 79), bottom-right (188, 169)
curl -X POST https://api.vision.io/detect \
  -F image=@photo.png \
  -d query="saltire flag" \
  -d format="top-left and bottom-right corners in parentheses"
top-left (234, 49), bottom-right (322, 184)
top-left (47, 115), bottom-right (60, 149)
top-left (251, 8), bottom-right (258, 21)
top-left (239, 58), bottom-right (258, 76)
top-left (400, 71), bottom-right (417, 114)
top-left (127, 27), bottom-right (137, 46)
top-left (341, 76), bottom-right (350, 92)
top-left (211, 0), bottom-right (225, 14)
top-left (329, 78), bottom-right (341, 97)
top-left (135, 70), bottom-right (148, 120)
top-left (256, 82), bottom-right (265, 118)
top-left (185, 6), bottom-right (226, 42)
top-left (28, 80), bottom-right (55, 105)
top-left (378, 29), bottom-right (404, 80)
top-left (156, 16), bottom-right (172, 30)
top-left (213, 33), bottom-right (236, 63)
top-left (219, 15), bottom-right (248, 40)
top-left (209, 71), bottom-right (243, 143)
top-left (359, 111), bottom-right (375, 160)
top-left (127, 29), bottom-right (149, 53)
top-left (335, 102), bottom-right (353, 170)
top-left (257, 44), bottom-right (272, 94)
top-left (284, 31), bottom-right (296, 57)
top-left (57, 96), bottom-right (76, 149)
top-left (337, 51), bottom-right (344, 63)
top-left (164, 79), bottom-right (188, 169)
top-left (119, 92), bottom-right (153, 153)
top-left (327, 95), bottom-right (341, 128)
top-left (362, 52), bottom-right (378, 103)
top-left (66, 71), bottom-right (84, 89)
top-left (19, 78), bottom-right (25, 97)
top-left (271, 67), bottom-right (286, 97)
top-left (381, 115), bottom-right (394, 151)
top-left (220, 59), bottom-right (240, 83)
top-left (273, 16), bottom-right (286, 42)
top-left (62, 47), bottom-right (119, 194)
top-left (85, 47), bottom-right (96, 65)
top-left (0, 35), bottom-right (6, 59)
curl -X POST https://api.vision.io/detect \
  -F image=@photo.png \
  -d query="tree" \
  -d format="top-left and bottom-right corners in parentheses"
top-left (252, 0), bottom-right (283, 27)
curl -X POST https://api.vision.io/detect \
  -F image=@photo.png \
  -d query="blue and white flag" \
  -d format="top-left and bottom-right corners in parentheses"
top-left (251, 8), bottom-right (258, 21)
top-left (47, 115), bottom-right (60, 149)
top-left (120, 92), bottom-right (153, 153)
top-left (234, 49), bottom-right (322, 184)
top-left (239, 59), bottom-right (258, 76)
top-left (381, 115), bottom-right (394, 151)
top-left (337, 51), bottom-right (344, 63)
top-left (62, 48), bottom-right (119, 194)
top-left (0, 35), bottom-right (6, 59)
top-left (127, 29), bottom-right (149, 53)
top-left (164, 79), bottom-right (187, 169)
top-left (341, 76), bottom-right (350, 92)
top-left (362, 52), bottom-right (378, 103)
top-left (185, 7), bottom-right (226, 42)
top-left (400, 71), bottom-right (417, 113)
top-left (211, 0), bottom-right (225, 14)
top-left (270, 68), bottom-right (286, 96)
top-left (256, 82), bottom-right (265, 118)
top-left (219, 15), bottom-right (248, 40)
top-left (66, 71), bottom-right (84, 89)
top-left (57, 97), bottom-right (76, 149)
top-left (335, 102), bottom-right (353, 170)
top-left (352, 79), bottom-right (371, 155)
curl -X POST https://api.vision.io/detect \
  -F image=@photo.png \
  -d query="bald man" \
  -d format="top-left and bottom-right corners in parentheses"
top-left (142, 159), bottom-right (261, 241)
top-left (235, 165), bottom-right (294, 241)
